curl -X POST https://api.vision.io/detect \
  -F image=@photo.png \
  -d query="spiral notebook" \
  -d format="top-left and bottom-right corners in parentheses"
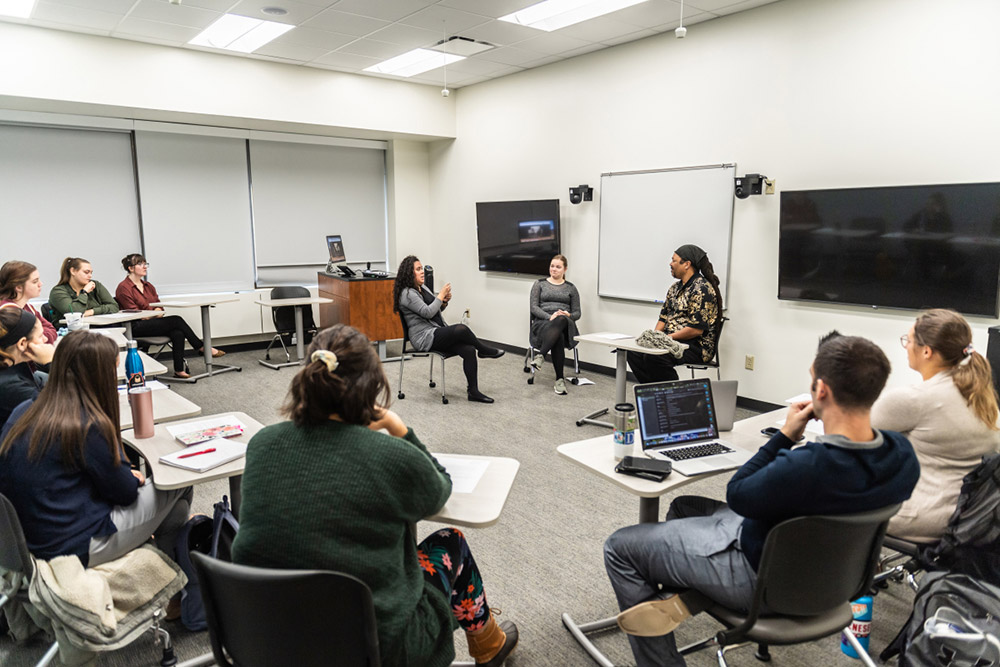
top-left (159, 438), bottom-right (247, 473)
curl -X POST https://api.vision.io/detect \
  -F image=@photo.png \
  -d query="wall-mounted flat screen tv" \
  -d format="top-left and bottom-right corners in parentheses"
top-left (778, 182), bottom-right (1000, 317)
top-left (477, 199), bottom-right (561, 276)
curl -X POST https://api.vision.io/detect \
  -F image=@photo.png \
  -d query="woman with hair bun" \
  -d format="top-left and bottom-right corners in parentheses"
top-left (0, 260), bottom-right (57, 344)
top-left (0, 308), bottom-right (54, 426)
top-left (232, 324), bottom-right (519, 667)
top-left (528, 254), bottom-right (581, 396)
top-left (872, 308), bottom-right (1000, 542)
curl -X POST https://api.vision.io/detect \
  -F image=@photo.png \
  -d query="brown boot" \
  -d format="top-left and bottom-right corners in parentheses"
top-left (467, 614), bottom-right (519, 666)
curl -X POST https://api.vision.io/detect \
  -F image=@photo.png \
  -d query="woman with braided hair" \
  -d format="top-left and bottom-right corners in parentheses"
top-left (626, 244), bottom-right (722, 384)
top-left (872, 309), bottom-right (1000, 542)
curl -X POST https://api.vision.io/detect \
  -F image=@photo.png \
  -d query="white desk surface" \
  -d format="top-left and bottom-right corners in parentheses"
top-left (80, 310), bottom-right (163, 326)
top-left (557, 409), bottom-right (786, 498)
top-left (119, 387), bottom-right (202, 430)
top-left (254, 296), bottom-right (332, 307)
top-left (575, 332), bottom-right (673, 356)
top-left (427, 454), bottom-right (520, 528)
top-left (55, 327), bottom-right (128, 348)
top-left (152, 298), bottom-right (239, 308)
top-left (117, 350), bottom-right (167, 381)
top-left (122, 412), bottom-right (263, 491)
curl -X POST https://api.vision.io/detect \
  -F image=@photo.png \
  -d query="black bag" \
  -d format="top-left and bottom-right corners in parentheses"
top-left (174, 496), bottom-right (239, 631)
top-left (881, 571), bottom-right (1000, 665)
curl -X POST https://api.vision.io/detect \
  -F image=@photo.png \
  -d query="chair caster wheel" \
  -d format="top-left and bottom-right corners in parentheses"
top-left (442, 397), bottom-right (449, 405)
top-left (522, 366), bottom-right (530, 373)
top-left (398, 392), bottom-right (405, 399)
top-left (576, 420), bottom-right (585, 427)
top-left (429, 381), bottom-right (437, 388)
top-left (755, 644), bottom-right (771, 662)
top-left (527, 377), bottom-right (534, 385)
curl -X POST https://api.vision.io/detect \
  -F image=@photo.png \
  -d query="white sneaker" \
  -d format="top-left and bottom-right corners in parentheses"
top-left (532, 354), bottom-right (544, 369)
top-left (554, 378), bottom-right (567, 395)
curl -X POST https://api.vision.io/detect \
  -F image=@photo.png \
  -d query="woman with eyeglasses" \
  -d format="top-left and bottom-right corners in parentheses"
top-left (871, 309), bottom-right (1000, 542)
top-left (115, 253), bottom-right (224, 379)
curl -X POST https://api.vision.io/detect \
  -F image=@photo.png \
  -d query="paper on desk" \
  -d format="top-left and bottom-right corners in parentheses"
top-left (777, 418), bottom-right (824, 435)
top-left (591, 332), bottom-right (631, 340)
top-left (118, 380), bottom-right (168, 394)
top-left (785, 393), bottom-right (812, 404)
top-left (433, 455), bottom-right (489, 494)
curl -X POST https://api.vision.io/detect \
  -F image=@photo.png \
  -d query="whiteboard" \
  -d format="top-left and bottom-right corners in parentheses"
top-left (598, 164), bottom-right (735, 303)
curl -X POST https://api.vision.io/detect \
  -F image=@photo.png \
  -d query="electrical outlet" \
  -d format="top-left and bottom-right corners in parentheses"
top-left (764, 179), bottom-right (775, 195)
top-left (463, 308), bottom-right (470, 319)
top-left (745, 355), bottom-right (755, 371)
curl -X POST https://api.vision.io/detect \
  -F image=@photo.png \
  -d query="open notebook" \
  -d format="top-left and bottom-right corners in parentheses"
top-left (159, 438), bottom-right (247, 473)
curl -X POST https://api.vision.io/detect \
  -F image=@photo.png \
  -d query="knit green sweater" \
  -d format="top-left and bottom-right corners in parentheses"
top-left (231, 421), bottom-right (457, 667)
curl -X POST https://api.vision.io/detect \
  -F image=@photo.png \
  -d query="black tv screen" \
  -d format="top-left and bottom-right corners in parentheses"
top-left (476, 199), bottom-right (561, 276)
top-left (778, 182), bottom-right (1000, 317)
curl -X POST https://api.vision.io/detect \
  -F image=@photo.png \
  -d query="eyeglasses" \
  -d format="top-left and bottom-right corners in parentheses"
top-left (900, 334), bottom-right (921, 348)
top-left (134, 262), bottom-right (149, 268)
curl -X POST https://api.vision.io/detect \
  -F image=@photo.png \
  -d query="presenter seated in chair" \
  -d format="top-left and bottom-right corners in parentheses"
top-left (529, 254), bottom-right (581, 396)
top-left (393, 255), bottom-right (504, 404)
top-left (626, 244), bottom-right (721, 384)
top-left (604, 332), bottom-right (920, 667)
top-left (0, 330), bottom-right (193, 567)
top-left (114, 253), bottom-right (224, 378)
top-left (0, 309), bottom-right (54, 427)
top-left (48, 256), bottom-right (119, 322)
top-left (871, 309), bottom-right (1000, 544)
top-left (0, 260), bottom-right (58, 343)
top-left (231, 324), bottom-right (519, 667)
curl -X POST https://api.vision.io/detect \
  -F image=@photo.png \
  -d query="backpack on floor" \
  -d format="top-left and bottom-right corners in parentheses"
top-left (881, 571), bottom-right (1000, 666)
top-left (174, 495), bottom-right (239, 631)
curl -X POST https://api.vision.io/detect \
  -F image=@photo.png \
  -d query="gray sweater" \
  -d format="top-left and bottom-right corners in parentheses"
top-left (399, 286), bottom-right (447, 352)
top-left (529, 279), bottom-right (581, 349)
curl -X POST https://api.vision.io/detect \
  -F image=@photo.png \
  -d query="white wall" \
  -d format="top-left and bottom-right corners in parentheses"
top-left (426, 0), bottom-right (1000, 404)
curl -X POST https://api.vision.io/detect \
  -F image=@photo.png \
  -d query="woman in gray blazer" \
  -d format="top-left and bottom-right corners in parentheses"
top-left (393, 255), bottom-right (504, 403)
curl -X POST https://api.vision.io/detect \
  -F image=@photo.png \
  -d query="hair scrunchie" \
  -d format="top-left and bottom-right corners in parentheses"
top-left (310, 349), bottom-right (339, 373)
top-left (959, 344), bottom-right (975, 366)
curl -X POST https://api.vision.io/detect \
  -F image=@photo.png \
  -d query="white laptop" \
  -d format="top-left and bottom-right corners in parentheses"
top-left (634, 379), bottom-right (752, 476)
top-left (710, 379), bottom-right (739, 431)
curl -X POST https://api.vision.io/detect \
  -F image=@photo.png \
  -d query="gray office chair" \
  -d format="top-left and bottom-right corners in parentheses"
top-left (522, 325), bottom-right (580, 385)
top-left (683, 316), bottom-right (726, 380)
top-left (396, 311), bottom-right (454, 405)
top-left (671, 503), bottom-right (900, 667)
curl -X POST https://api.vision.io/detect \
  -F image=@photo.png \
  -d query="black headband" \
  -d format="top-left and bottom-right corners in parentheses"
top-left (675, 244), bottom-right (707, 267)
top-left (0, 308), bottom-right (37, 348)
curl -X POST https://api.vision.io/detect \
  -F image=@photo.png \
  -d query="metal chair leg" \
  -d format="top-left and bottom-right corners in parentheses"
top-left (428, 355), bottom-right (436, 387)
top-left (440, 355), bottom-right (448, 404)
top-left (397, 346), bottom-right (406, 399)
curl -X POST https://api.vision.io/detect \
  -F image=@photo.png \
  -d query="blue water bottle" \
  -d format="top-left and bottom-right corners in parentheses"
top-left (125, 340), bottom-right (145, 391)
top-left (841, 596), bottom-right (873, 658)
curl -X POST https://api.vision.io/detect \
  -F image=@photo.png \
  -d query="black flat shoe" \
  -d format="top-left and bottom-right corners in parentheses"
top-left (479, 348), bottom-right (505, 359)
top-left (468, 391), bottom-right (495, 404)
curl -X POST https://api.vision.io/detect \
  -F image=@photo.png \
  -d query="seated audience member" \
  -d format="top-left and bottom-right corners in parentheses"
top-left (393, 255), bottom-right (505, 404)
top-left (528, 254), bottom-right (581, 396)
top-left (48, 257), bottom-right (119, 323)
top-left (604, 333), bottom-right (919, 667)
top-left (231, 324), bottom-right (519, 667)
top-left (115, 253), bottom-right (224, 378)
top-left (626, 244), bottom-right (721, 384)
top-left (0, 308), bottom-right (54, 427)
top-left (0, 330), bottom-right (192, 567)
top-left (872, 309), bottom-right (1000, 543)
top-left (0, 260), bottom-right (57, 343)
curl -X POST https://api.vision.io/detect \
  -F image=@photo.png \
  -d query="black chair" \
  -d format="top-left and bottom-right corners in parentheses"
top-left (190, 552), bottom-right (381, 667)
top-left (262, 286), bottom-right (318, 367)
top-left (668, 504), bottom-right (901, 667)
top-left (396, 311), bottom-right (454, 405)
top-left (522, 320), bottom-right (580, 385)
top-left (39, 302), bottom-right (56, 326)
top-left (683, 316), bottom-right (727, 380)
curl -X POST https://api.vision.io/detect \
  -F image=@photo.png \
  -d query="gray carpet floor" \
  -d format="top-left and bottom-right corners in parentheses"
top-left (2, 344), bottom-right (914, 666)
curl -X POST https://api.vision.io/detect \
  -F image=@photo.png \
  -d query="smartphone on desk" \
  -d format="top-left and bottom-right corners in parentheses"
top-left (615, 456), bottom-right (672, 482)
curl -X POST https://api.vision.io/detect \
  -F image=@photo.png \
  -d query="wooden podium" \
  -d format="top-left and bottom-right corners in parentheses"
top-left (317, 273), bottom-right (403, 355)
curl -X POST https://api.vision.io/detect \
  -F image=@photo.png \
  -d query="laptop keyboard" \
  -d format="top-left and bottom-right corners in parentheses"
top-left (662, 442), bottom-right (734, 461)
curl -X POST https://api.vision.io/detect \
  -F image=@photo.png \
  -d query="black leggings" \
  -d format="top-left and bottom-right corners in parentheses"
top-left (535, 317), bottom-right (570, 380)
top-left (430, 324), bottom-right (494, 393)
top-left (131, 315), bottom-right (204, 373)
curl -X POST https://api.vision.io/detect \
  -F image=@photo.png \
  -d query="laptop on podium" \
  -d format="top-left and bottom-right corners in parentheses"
top-left (634, 378), bottom-right (752, 476)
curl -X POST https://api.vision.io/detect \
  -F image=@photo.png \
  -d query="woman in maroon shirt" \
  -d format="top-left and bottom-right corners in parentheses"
top-left (0, 261), bottom-right (58, 344)
top-left (115, 253), bottom-right (223, 378)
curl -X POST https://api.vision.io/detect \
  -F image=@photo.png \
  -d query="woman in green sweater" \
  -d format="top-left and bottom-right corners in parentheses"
top-left (48, 257), bottom-right (119, 323)
top-left (232, 324), bottom-right (518, 667)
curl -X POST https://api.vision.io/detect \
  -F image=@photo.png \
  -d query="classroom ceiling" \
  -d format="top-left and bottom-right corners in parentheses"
top-left (2, 0), bottom-right (780, 90)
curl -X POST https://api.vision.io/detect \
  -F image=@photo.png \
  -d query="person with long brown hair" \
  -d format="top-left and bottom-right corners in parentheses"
top-left (0, 330), bottom-right (192, 566)
top-left (528, 254), bottom-right (581, 395)
top-left (48, 256), bottom-right (119, 323)
top-left (0, 260), bottom-right (57, 344)
top-left (872, 308), bottom-right (1000, 542)
top-left (0, 308), bottom-right (54, 426)
top-left (232, 324), bottom-right (519, 667)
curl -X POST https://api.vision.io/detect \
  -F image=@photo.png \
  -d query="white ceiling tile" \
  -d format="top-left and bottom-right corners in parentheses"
top-left (281, 0), bottom-right (335, 6)
top-left (521, 54), bottom-right (563, 68)
top-left (558, 15), bottom-right (651, 42)
top-left (560, 42), bottom-right (606, 58)
top-left (172, 0), bottom-right (236, 10)
top-left (228, 0), bottom-right (326, 25)
top-left (30, 18), bottom-right (109, 35)
top-left (32, 2), bottom-right (123, 31)
top-left (329, 0), bottom-right (432, 22)
top-left (311, 50), bottom-right (380, 69)
top-left (411, 69), bottom-right (478, 85)
top-left (399, 5), bottom-right (491, 34)
top-left (335, 38), bottom-right (408, 59)
top-left (515, 32), bottom-right (592, 56)
top-left (301, 9), bottom-right (388, 36)
top-left (476, 45), bottom-right (545, 67)
top-left (254, 40), bottom-right (332, 62)
top-left (128, 0), bottom-right (222, 29)
top-left (42, 0), bottom-right (134, 13)
top-left (709, 0), bottom-right (780, 16)
top-left (368, 22), bottom-right (441, 49)
top-left (446, 56), bottom-right (519, 76)
top-left (436, 0), bottom-right (534, 20)
top-left (114, 17), bottom-right (203, 42)
top-left (613, 0), bottom-right (684, 28)
top-left (271, 25), bottom-right (354, 49)
top-left (458, 18), bottom-right (539, 47)
top-left (600, 27), bottom-right (657, 45)
top-left (116, 33), bottom-right (195, 47)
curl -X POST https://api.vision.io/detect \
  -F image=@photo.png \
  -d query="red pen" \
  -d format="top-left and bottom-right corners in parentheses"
top-left (178, 447), bottom-right (216, 459)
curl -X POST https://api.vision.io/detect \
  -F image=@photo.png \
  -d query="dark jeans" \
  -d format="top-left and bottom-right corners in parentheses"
top-left (626, 345), bottom-right (704, 384)
top-left (418, 528), bottom-right (492, 632)
top-left (132, 315), bottom-right (204, 373)
top-left (430, 324), bottom-right (496, 393)
top-left (535, 316), bottom-right (570, 380)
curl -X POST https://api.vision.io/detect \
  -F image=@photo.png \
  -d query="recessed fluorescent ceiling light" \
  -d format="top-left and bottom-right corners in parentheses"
top-left (364, 49), bottom-right (464, 78)
top-left (0, 0), bottom-right (35, 19)
top-left (189, 14), bottom-right (294, 53)
top-left (500, 0), bottom-right (649, 32)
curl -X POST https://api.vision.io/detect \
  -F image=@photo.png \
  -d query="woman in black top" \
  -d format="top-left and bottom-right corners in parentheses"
top-left (0, 308), bottom-right (54, 427)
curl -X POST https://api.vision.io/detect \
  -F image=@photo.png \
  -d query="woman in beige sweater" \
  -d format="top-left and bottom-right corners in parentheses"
top-left (871, 309), bottom-right (1000, 543)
